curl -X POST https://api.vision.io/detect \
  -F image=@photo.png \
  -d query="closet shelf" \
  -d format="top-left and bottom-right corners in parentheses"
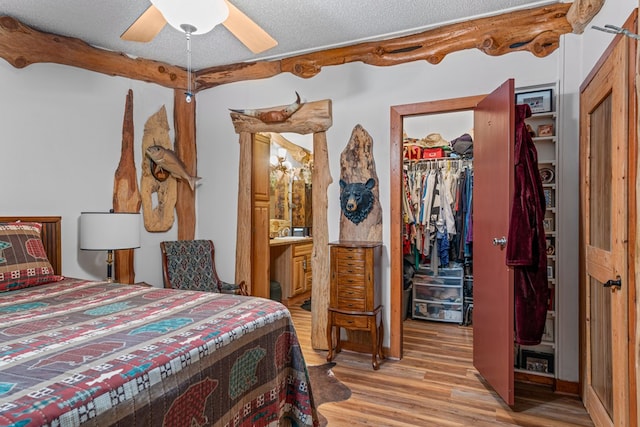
top-left (532, 136), bottom-right (556, 143)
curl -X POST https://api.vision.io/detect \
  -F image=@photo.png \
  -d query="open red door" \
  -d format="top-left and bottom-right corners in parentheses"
top-left (473, 79), bottom-right (515, 405)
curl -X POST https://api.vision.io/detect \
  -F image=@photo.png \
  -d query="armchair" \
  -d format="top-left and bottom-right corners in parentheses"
top-left (160, 240), bottom-right (247, 295)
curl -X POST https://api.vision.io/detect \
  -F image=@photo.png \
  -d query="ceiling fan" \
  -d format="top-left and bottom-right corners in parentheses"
top-left (121, 0), bottom-right (278, 54)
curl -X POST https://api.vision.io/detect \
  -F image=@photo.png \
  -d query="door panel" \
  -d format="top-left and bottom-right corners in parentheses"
top-left (473, 79), bottom-right (515, 406)
top-left (580, 33), bottom-right (629, 426)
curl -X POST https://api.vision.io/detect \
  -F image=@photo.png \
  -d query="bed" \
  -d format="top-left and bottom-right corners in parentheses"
top-left (0, 216), bottom-right (319, 427)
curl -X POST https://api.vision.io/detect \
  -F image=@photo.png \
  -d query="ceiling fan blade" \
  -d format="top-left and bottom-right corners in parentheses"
top-left (222, 0), bottom-right (278, 54)
top-left (121, 5), bottom-right (167, 42)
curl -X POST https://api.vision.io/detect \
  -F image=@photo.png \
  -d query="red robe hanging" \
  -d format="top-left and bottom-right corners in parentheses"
top-left (506, 104), bottom-right (549, 345)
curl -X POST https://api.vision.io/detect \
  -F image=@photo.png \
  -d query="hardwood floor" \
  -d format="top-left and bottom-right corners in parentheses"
top-left (289, 306), bottom-right (594, 426)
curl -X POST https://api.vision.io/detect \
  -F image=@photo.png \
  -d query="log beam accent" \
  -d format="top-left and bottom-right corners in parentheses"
top-left (113, 89), bottom-right (141, 284)
top-left (173, 90), bottom-right (197, 240)
top-left (3, 3), bottom-right (585, 91)
top-left (230, 100), bottom-right (332, 134)
top-left (279, 3), bottom-right (571, 79)
top-left (197, 3), bottom-right (573, 89)
top-left (195, 61), bottom-right (282, 91)
top-left (0, 16), bottom-right (187, 90)
top-left (567, 0), bottom-right (605, 34)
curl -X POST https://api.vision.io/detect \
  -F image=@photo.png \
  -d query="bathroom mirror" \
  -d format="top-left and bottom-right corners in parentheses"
top-left (268, 133), bottom-right (313, 237)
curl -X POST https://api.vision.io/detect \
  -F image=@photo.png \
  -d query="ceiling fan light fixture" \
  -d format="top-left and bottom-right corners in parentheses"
top-left (150, 0), bottom-right (229, 35)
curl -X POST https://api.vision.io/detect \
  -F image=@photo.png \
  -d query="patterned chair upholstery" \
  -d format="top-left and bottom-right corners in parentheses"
top-left (160, 240), bottom-right (247, 295)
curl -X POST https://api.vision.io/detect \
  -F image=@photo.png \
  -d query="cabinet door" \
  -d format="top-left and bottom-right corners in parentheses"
top-left (292, 255), bottom-right (306, 295)
top-left (473, 79), bottom-right (515, 406)
top-left (304, 253), bottom-right (313, 292)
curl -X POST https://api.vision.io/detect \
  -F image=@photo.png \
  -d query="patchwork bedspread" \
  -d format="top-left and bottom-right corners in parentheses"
top-left (0, 278), bottom-right (318, 426)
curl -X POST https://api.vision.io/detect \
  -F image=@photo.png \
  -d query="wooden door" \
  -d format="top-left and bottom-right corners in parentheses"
top-left (473, 79), bottom-right (516, 406)
top-left (252, 133), bottom-right (271, 298)
top-left (580, 32), bottom-right (630, 427)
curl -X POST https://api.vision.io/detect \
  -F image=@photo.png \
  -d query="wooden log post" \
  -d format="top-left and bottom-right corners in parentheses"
top-left (174, 90), bottom-right (197, 240)
top-left (113, 89), bottom-right (141, 284)
top-left (311, 130), bottom-right (333, 350)
top-left (235, 131), bottom-right (253, 291)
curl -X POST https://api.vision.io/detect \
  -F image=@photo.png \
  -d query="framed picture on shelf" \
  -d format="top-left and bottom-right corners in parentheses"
top-left (516, 89), bottom-right (553, 113)
top-left (521, 350), bottom-right (555, 374)
top-left (544, 188), bottom-right (554, 208)
top-left (538, 124), bottom-right (553, 137)
top-left (546, 236), bottom-right (555, 255)
top-left (543, 217), bottom-right (554, 232)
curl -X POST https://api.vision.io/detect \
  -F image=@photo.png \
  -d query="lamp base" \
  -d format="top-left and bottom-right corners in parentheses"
top-left (106, 250), bottom-right (114, 283)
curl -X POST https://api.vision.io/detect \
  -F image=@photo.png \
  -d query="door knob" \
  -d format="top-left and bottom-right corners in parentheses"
top-left (492, 237), bottom-right (507, 248)
top-left (603, 277), bottom-right (622, 289)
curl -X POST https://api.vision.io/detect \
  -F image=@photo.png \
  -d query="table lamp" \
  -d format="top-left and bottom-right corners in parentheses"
top-left (80, 212), bottom-right (141, 282)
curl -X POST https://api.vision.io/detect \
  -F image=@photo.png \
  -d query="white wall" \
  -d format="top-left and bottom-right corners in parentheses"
top-left (1, 0), bottom-right (636, 384)
top-left (0, 61), bottom-right (177, 286)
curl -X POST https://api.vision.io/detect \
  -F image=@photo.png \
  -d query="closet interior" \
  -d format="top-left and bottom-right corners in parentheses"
top-left (402, 111), bottom-right (474, 326)
top-left (401, 84), bottom-right (559, 380)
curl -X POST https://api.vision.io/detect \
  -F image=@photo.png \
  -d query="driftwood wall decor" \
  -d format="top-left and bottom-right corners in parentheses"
top-left (112, 89), bottom-right (141, 284)
top-left (339, 125), bottom-right (382, 242)
top-left (140, 106), bottom-right (178, 232)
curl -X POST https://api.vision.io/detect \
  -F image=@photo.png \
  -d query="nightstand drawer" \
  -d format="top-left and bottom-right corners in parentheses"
top-left (336, 297), bottom-right (366, 311)
top-left (335, 247), bottom-right (365, 260)
top-left (335, 273), bottom-right (365, 286)
top-left (337, 285), bottom-right (366, 300)
top-left (336, 260), bottom-right (365, 274)
top-left (332, 312), bottom-right (369, 329)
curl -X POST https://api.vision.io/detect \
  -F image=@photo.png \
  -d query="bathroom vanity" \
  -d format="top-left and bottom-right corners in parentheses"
top-left (270, 237), bottom-right (313, 306)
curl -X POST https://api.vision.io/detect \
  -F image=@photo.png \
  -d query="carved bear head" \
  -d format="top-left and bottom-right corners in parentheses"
top-left (339, 178), bottom-right (376, 225)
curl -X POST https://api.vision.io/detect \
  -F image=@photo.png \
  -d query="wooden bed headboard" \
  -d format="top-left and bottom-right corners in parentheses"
top-left (0, 216), bottom-right (62, 275)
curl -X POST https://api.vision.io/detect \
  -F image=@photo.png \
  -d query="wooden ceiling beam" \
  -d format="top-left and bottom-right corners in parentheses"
top-left (196, 3), bottom-right (574, 90)
top-left (0, 16), bottom-right (188, 90)
top-left (0, 1), bottom-right (602, 91)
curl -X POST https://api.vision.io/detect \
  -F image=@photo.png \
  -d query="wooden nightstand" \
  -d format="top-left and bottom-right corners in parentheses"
top-left (326, 241), bottom-right (384, 370)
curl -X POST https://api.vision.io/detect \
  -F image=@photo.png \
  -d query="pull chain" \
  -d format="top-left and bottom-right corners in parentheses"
top-left (185, 31), bottom-right (193, 103)
top-left (180, 24), bottom-right (196, 103)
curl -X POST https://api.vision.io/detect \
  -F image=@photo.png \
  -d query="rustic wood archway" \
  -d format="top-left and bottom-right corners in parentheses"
top-left (230, 100), bottom-right (333, 349)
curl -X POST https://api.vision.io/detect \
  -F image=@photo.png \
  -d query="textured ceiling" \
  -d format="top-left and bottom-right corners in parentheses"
top-left (1, 0), bottom-right (558, 70)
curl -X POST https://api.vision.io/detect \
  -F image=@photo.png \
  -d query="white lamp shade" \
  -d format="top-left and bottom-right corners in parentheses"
top-left (151, 0), bottom-right (229, 35)
top-left (80, 212), bottom-right (141, 251)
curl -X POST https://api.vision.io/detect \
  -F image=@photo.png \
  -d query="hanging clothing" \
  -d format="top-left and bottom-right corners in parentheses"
top-left (506, 104), bottom-right (549, 346)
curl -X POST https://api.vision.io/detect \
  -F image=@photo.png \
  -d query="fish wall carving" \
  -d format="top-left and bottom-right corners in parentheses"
top-left (145, 146), bottom-right (201, 191)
